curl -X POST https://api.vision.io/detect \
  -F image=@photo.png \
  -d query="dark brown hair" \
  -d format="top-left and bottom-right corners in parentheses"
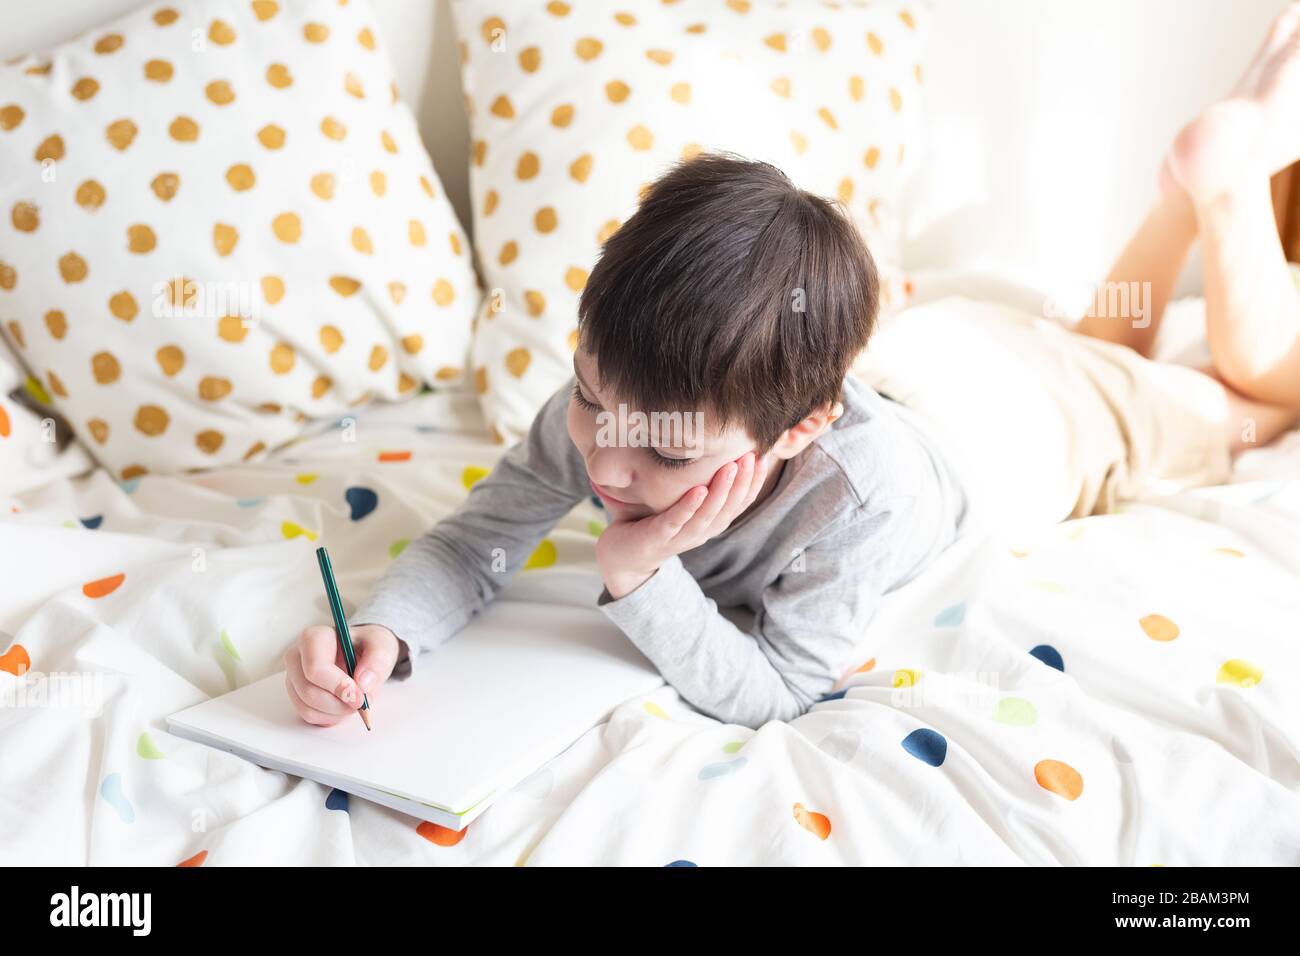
top-left (576, 149), bottom-right (880, 453)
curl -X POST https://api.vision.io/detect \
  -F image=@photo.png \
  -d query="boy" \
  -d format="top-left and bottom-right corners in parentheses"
top-left (286, 4), bottom-right (1300, 728)
top-left (285, 150), bottom-right (970, 729)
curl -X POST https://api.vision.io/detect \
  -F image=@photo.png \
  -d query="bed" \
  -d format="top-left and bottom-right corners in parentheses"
top-left (1, 0), bottom-right (1298, 867)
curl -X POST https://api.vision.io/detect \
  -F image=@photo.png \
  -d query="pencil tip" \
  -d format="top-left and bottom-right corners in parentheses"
top-left (359, 709), bottom-right (372, 731)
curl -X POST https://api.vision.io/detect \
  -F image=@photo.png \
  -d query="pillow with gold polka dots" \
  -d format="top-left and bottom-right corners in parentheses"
top-left (450, 0), bottom-right (931, 443)
top-left (0, 0), bottom-right (481, 479)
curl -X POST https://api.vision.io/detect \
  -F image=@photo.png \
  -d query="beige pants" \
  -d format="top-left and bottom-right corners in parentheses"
top-left (850, 296), bottom-right (1234, 534)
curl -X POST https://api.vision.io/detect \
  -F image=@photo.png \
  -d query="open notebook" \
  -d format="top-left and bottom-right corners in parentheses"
top-left (167, 599), bottom-right (664, 830)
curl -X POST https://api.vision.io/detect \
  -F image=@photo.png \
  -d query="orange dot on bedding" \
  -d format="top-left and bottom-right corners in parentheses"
top-left (176, 850), bottom-right (207, 867)
top-left (378, 450), bottom-right (411, 462)
top-left (83, 572), bottom-right (125, 598)
top-left (416, 821), bottom-right (466, 846)
top-left (1034, 759), bottom-right (1083, 800)
top-left (0, 643), bottom-right (31, 676)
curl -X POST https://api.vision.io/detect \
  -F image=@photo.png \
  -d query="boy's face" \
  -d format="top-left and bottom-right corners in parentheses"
top-left (567, 346), bottom-right (770, 521)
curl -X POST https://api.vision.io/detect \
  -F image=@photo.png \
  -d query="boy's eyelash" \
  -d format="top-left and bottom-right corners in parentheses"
top-left (573, 382), bottom-right (691, 469)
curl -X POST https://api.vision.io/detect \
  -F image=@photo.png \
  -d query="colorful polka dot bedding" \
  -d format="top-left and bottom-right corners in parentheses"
top-left (449, 0), bottom-right (931, 444)
top-left (0, 0), bottom-right (482, 479)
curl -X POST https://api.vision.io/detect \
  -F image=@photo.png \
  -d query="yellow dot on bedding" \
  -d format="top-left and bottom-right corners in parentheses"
top-left (550, 103), bottom-right (574, 127)
top-left (127, 224), bottom-right (156, 253)
top-left (156, 345), bottom-right (184, 376)
top-left (24, 374), bottom-right (50, 404)
top-left (643, 701), bottom-right (668, 720)
top-left (564, 266), bottom-right (588, 292)
top-left (195, 430), bottom-right (224, 454)
top-left (94, 33), bottom-right (125, 54)
top-left (281, 521), bottom-right (317, 541)
top-left (84, 418), bottom-right (107, 443)
top-left (523, 538), bottom-right (557, 569)
top-left (261, 275), bottom-right (285, 304)
top-left (1214, 547), bottom-right (1244, 558)
top-left (534, 207), bottom-right (557, 233)
top-left (134, 404), bottom-right (170, 435)
top-left (11, 202), bottom-right (38, 232)
top-left (59, 252), bottom-right (88, 283)
top-left (304, 22), bottom-right (329, 42)
top-left (198, 376), bottom-right (232, 401)
top-left (109, 291), bottom-right (137, 321)
top-left (295, 473), bottom-right (317, 484)
top-left (890, 88), bottom-right (903, 112)
top-left (321, 116), bottom-right (346, 140)
top-left (432, 278), bottom-right (455, 306)
top-left (225, 163), bottom-right (255, 191)
top-left (380, 130), bottom-right (398, 154)
top-left (626, 125), bottom-right (653, 150)
top-left (92, 351), bottom-right (121, 384)
top-left (269, 342), bottom-right (295, 373)
top-left (764, 33), bottom-right (787, 52)
top-left (169, 116), bottom-right (199, 142)
top-left (790, 130), bottom-right (807, 155)
top-left (900, 9), bottom-right (917, 28)
top-left (44, 310), bottom-right (66, 339)
top-left (329, 275), bottom-right (361, 296)
top-left (217, 315), bottom-right (247, 342)
top-left (266, 63), bottom-right (293, 89)
top-left (575, 36), bottom-right (603, 60)
top-left (864, 146), bottom-right (881, 169)
top-left (205, 80), bottom-right (236, 106)
top-left (150, 172), bottom-right (179, 201)
top-left (272, 212), bottom-right (301, 243)
top-left (370, 171), bottom-right (386, 196)
top-left (312, 375), bottom-right (331, 399)
top-left (0, 262), bottom-right (13, 290)
top-left (143, 58), bottom-right (172, 82)
top-left (208, 20), bottom-right (235, 44)
top-left (344, 73), bottom-right (365, 98)
top-left (105, 119), bottom-right (137, 151)
top-left (490, 94), bottom-right (516, 119)
top-left (252, 1), bottom-right (279, 21)
top-left (519, 46), bottom-right (541, 72)
top-left (71, 77), bottom-right (100, 100)
top-left (35, 133), bottom-right (64, 162)
top-left (309, 173), bottom-right (335, 199)
top-left (474, 367), bottom-right (487, 395)
top-left (566, 328), bottom-right (579, 351)
top-left (1, 104), bottom-right (24, 129)
top-left (387, 282), bottom-right (406, 304)
top-left (1216, 659), bottom-right (1263, 688)
top-left (258, 124), bottom-right (286, 149)
top-left (1139, 614), bottom-right (1179, 642)
top-left (837, 178), bottom-right (853, 203)
top-left (569, 154), bottom-right (593, 183)
top-left (213, 223), bottom-right (239, 256)
top-left (408, 220), bottom-right (426, 246)
top-left (319, 325), bottom-right (343, 353)
top-left (892, 668), bottom-right (920, 688)
top-left (646, 49), bottom-right (673, 66)
top-left (400, 334), bottom-right (422, 354)
top-left (505, 347), bottom-right (531, 378)
top-left (457, 465), bottom-right (488, 489)
top-left (358, 27), bottom-right (376, 49)
top-left (350, 227), bottom-right (373, 254)
top-left (605, 79), bottom-right (630, 103)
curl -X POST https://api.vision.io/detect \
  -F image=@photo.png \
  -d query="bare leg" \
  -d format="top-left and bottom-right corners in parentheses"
top-left (1073, 183), bottom-right (1197, 358)
top-left (1166, 1), bottom-right (1300, 409)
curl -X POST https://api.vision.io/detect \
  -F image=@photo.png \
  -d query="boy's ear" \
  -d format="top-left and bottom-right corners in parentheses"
top-left (770, 401), bottom-right (844, 459)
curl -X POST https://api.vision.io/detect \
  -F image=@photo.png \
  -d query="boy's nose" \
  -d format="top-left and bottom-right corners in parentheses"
top-left (585, 445), bottom-right (634, 491)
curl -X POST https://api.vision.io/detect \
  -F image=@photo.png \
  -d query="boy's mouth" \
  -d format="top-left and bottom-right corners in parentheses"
top-left (590, 480), bottom-right (636, 506)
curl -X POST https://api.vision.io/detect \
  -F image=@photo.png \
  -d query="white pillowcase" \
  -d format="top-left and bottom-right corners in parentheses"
top-left (451, 0), bottom-right (931, 443)
top-left (0, 0), bottom-right (481, 479)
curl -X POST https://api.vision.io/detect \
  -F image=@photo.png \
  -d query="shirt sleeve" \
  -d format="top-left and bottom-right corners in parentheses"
top-left (347, 377), bottom-right (589, 675)
top-left (596, 495), bottom-right (922, 728)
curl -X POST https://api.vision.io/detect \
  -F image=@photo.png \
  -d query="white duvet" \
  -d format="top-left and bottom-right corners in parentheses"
top-left (2, 294), bottom-right (1298, 866)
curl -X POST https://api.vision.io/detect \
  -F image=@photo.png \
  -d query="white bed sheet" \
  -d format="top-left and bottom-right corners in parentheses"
top-left (1, 288), bottom-right (1298, 865)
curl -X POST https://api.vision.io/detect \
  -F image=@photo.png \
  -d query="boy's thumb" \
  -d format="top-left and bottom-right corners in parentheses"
top-left (352, 639), bottom-right (397, 693)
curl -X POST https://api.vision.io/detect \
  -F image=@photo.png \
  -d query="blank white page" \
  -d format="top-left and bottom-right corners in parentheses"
top-left (167, 599), bottom-right (663, 829)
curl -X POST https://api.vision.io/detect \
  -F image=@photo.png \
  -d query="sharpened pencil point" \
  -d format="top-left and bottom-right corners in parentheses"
top-left (360, 708), bottom-right (372, 731)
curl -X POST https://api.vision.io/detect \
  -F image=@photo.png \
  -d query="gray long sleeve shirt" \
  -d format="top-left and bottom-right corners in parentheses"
top-left (348, 374), bottom-right (969, 728)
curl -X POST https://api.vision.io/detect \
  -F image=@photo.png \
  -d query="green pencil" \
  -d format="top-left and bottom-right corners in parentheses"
top-left (315, 545), bottom-right (372, 731)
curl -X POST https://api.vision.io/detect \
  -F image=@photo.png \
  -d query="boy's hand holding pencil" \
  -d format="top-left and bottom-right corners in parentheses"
top-left (284, 622), bottom-right (403, 727)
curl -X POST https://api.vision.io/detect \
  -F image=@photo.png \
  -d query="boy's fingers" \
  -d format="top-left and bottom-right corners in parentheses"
top-left (286, 653), bottom-right (356, 717)
top-left (659, 484), bottom-right (708, 538)
top-left (285, 675), bottom-right (346, 726)
top-left (297, 625), bottom-right (362, 705)
top-left (717, 453), bottom-right (757, 524)
top-left (352, 633), bottom-right (398, 694)
top-left (681, 459), bottom-right (738, 535)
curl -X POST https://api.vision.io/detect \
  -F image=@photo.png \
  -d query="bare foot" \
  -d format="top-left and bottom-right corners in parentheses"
top-left (1166, 2), bottom-right (1300, 202)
